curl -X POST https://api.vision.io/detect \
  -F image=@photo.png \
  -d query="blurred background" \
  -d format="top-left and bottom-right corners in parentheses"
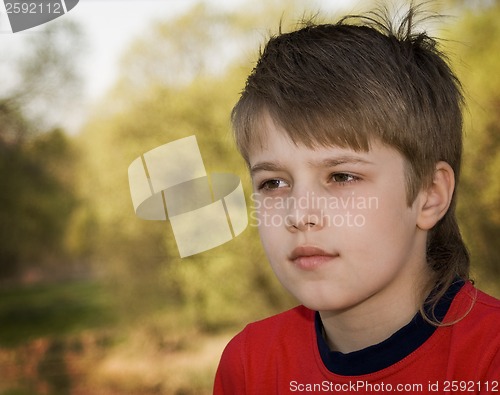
top-left (0, 0), bottom-right (499, 394)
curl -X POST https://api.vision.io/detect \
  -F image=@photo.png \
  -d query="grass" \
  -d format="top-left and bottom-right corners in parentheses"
top-left (0, 280), bottom-right (232, 394)
top-left (0, 280), bottom-right (117, 347)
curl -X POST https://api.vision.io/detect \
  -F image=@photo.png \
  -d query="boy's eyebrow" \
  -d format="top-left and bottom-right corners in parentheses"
top-left (312, 156), bottom-right (374, 167)
top-left (250, 156), bottom-right (373, 176)
top-left (250, 161), bottom-right (284, 177)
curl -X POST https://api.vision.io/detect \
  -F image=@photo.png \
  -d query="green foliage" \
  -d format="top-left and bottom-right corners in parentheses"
top-left (0, 281), bottom-right (116, 347)
top-left (0, 20), bottom-right (84, 281)
top-left (444, 2), bottom-right (500, 289)
top-left (0, 113), bottom-right (77, 278)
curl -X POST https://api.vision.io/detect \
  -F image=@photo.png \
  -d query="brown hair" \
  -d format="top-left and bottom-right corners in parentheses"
top-left (232, 4), bottom-right (470, 323)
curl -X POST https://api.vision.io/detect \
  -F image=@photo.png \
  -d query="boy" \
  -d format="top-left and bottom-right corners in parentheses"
top-left (214, 4), bottom-right (500, 395)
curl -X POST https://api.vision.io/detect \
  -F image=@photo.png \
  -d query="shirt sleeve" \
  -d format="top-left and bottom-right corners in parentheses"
top-left (213, 330), bottom-right (247, 395)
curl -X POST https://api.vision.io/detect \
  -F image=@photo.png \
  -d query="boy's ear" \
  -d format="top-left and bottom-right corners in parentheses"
top-left (416, 161), bottom-right (455, 231)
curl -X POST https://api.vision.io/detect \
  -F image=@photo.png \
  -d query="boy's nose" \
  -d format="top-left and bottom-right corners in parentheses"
top-left (286, 213), bottom-right (324, 232)
top-left (285, 190), bottom-right (325, 232)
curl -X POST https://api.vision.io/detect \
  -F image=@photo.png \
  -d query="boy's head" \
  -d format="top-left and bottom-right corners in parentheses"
top-left (234, 12), bottom-right (463, 204)
top-left (232, 6), bottom-right (469, 318)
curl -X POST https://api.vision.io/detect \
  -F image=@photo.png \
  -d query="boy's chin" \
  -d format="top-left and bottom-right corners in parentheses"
top-left (285, 287), bottom-right (352, 312)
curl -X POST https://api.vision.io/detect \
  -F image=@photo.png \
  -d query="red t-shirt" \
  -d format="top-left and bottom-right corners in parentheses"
top-left (214, 282), bottom-right (500, 394)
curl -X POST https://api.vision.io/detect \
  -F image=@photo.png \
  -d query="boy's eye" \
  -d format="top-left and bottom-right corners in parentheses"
top-left (331, 173), bottom-right (359, 184)
top-left (258, 179), bottom-right (289, 191)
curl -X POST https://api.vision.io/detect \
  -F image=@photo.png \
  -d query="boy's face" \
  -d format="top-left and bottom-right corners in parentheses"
top-left (248, 115), bottom-right (429, 313)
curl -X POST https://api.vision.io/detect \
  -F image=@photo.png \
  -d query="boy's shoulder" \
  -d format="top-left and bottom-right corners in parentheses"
top-left (249, 304), bottom-right (314, 328)
top-left (474, 286), bottom-right (500, 309)
top-left (454, 283), bottom-right (500, 337)
top-left (214, 306), bottom-right (319, 394)
top-left (445, 283), bottom-right (500, 378)
top-left (223, 305), bottom-right (316, 358)
top-left (456, 282), bottom-right (500, 322)
top-left (241, 304), bottom-right (314, 340)
top-left (434, 282), bottom-right (500, 346)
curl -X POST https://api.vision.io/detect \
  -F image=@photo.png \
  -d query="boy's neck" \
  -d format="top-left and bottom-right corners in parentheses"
top-left (319, 267), bottom-right (433, 354)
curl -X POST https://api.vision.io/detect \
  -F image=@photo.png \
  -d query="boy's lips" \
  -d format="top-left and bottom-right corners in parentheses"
top-left (289, 246), bottom-right (339, 270)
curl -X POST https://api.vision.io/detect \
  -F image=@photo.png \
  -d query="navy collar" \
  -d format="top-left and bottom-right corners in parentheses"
top-left (315, 280), bottom-right (465, 376)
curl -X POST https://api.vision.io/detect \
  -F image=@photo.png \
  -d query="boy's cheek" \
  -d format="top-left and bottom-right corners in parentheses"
top-left (250, 195), bottom-right (288, 227)
top-left (250, 208), bottom-right (290, 230)
top-left (253, 207), bottom-right (290, 229)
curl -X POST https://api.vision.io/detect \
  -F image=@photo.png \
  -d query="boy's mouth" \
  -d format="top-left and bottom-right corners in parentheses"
top-left (289, 246), bottom-right (339, 270)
